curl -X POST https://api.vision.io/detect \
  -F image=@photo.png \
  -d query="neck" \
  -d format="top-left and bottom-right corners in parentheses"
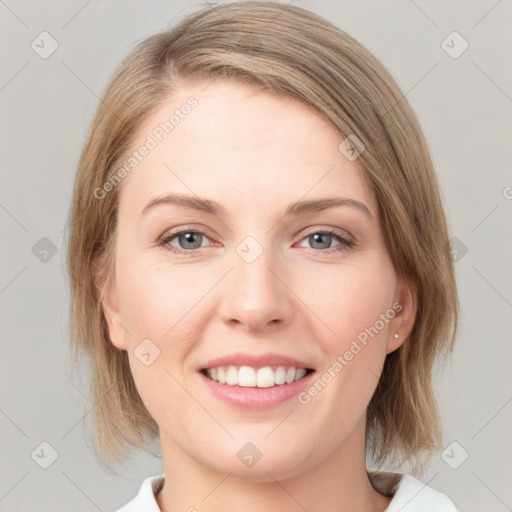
top-left (156, 417), bottom-right (392, 512)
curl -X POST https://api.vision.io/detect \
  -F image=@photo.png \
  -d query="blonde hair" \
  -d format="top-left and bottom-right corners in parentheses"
top-left (66, 0), bottom-right (458, 474)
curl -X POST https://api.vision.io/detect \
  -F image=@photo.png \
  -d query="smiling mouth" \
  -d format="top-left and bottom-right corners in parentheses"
top-left (201, 365), bottom-right (315, 388)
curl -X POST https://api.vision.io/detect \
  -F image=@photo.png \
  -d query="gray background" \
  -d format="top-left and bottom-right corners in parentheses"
top-left (1, 0), bottom-right (511, 510)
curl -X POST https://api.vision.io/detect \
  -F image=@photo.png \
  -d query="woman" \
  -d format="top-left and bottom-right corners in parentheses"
top-left (66, 2), bottom-right (459, 510)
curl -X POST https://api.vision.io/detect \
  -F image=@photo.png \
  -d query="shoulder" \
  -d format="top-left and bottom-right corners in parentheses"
top-left (384, 472), bottom-right (458, 511)
top-left (113, 474), bottom-right (164, 512)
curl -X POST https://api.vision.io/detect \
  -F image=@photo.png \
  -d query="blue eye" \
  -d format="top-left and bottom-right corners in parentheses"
top-left (299, 230), bottom-right (355, 253)
top-left (168, 231), bottom-right (205, 250)
top-left (159, 228), bottom-right (355, 256)
top-left (159, 230), bottom-right (210, 255)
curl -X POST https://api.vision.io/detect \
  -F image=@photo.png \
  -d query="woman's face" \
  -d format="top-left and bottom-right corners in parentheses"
top-left (102, 79), bottom-right (414, 480)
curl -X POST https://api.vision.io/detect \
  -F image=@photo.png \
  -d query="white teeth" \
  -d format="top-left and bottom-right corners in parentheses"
top-left (256, 367), bottom-right (275, 388)
top-left (286, 367), bottom-right (296, 384)
top-left (226, 366), bottom-right (238, 385)
top-left (294, 368), bottom-right (307, 381)
top-left (274, 366), bottom-right (287, 385)
top-left (204, 365), bottom-right (310, 388)
top-left (238, 366), bottom-right (256, 387)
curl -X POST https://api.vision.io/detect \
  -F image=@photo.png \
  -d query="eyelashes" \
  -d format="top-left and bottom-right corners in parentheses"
top-left (295, 229), bottom-right (356, 253)
top-left (158, 227), bottom-right (356, 256)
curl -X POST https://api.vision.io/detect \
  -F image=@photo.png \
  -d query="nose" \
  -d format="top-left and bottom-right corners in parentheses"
top-left (218, 244), bottom-right (295, 332)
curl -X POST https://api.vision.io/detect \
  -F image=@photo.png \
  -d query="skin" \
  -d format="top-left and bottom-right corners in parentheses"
top-left (101, 79), bottom-right (416, 512)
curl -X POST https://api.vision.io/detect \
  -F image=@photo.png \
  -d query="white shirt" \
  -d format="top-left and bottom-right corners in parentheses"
top-left (114, 471), bottom-right (458, 511)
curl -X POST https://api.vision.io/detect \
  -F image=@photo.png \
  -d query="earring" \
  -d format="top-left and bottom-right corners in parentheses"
top-left (394, 332), bottom-right (399, 340)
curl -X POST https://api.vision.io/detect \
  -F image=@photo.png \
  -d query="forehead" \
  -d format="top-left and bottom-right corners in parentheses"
top-left (116, 79), bottom-right (376, 218)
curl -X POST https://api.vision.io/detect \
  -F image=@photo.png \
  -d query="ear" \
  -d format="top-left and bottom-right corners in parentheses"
top-left (386, 278), bottom-right (417, 355)
top-left (94, 258), bottom-right (128, 351)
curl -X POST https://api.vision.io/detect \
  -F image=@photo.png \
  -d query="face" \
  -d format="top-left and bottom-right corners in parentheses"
top-left (102, 79), bottom-right (415, 481)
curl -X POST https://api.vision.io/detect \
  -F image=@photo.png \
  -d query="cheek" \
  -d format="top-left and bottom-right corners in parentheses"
top-left (305, 262), bottom-right (395, 400)
top-left (308, 260), bottom-right (395, 344)
top-left (117, 261), bottom-right (194, 431)
top-left (112, 251), bottom-right (198, 401)
top-left (115, 251), bottom-right (203, 344)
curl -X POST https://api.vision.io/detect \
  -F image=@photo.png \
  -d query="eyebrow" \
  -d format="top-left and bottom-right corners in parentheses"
top-left (141, 193), bottom-right (372, 219)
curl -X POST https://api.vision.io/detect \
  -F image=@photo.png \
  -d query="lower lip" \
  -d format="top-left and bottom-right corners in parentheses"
top-left (198, 371), bottom-right (315, 409)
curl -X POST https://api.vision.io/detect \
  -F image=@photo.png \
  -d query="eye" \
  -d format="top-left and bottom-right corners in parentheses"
top-left (159, 229), bottom-right (211, 254)
top-left (296, 228), bottom-right (355, 254)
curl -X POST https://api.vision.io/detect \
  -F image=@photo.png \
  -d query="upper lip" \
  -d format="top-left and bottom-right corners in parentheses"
top-left (199, 352), bottom-right (314, 370)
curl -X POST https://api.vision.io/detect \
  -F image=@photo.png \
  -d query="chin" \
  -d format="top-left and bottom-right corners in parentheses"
top-left (202, 442), bottom-right (319, 482)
